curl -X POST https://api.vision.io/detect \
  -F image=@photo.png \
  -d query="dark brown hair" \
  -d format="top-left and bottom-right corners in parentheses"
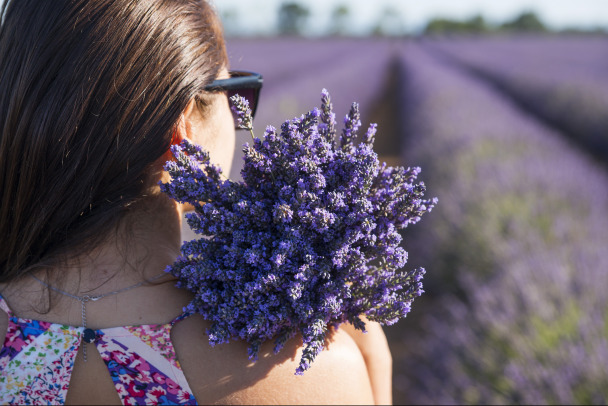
top-left (0, 0), bottom-right (227, 283)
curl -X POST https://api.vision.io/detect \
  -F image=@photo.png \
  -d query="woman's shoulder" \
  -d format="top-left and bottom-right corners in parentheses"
top-left (173, 314), bottom-right (375, 405)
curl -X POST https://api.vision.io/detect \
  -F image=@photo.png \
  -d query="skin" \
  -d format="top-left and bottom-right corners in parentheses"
top-left (0, 69), bottom-right (391, 404)
top-left (340, 317), bottom-right (393, 405)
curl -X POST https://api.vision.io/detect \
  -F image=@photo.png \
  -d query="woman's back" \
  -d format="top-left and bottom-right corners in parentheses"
top-left (0, 276), bottom-right (374, 405)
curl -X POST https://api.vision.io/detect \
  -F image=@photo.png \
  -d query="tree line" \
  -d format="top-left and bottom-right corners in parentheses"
top-left (221, 2), bottom-right (607, 37)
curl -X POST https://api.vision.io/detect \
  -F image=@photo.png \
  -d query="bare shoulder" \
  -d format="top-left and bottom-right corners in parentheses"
top-left (173, 315), bottom-right (375, 405)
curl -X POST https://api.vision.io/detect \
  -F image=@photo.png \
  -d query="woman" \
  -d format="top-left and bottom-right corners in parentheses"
top-left (0, 0), bottom-right (391, 404)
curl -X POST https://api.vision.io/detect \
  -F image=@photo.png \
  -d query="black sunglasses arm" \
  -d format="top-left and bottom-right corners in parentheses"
top-left (205, 71), bottom-right (263, 91)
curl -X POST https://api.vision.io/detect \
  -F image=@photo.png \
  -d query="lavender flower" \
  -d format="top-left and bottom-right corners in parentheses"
top-left (231, 94), bottom-right (253, 131)
top-left (161, 90), bottom-right (436, 374)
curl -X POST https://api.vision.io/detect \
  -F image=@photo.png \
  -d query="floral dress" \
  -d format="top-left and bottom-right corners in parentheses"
top-left (0, 294), bottom-right (197, 405)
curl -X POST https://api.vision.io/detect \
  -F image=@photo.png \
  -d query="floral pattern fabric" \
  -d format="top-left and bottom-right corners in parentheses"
top-left (0, 295), bottom-right (197, 405)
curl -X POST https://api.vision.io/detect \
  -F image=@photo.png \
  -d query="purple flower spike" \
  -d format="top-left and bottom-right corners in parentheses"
top-left (364, 123), bottom-right (378, 145)
top-left (230, 94), bottom-right (253, 130)
top-left (341, 102), bottom-right (361, 149)
top-left (161, 89), bottom-right (436, 375)
top-left (319, 88), bottom-right (337, 141)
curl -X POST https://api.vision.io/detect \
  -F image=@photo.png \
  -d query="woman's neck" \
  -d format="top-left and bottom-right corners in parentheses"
top-left (73, 195), bottom-right (182, 289)
top-left (0, 193), bottom-right (188, 323)
top-left (56, 192), bottom-right (182, 287)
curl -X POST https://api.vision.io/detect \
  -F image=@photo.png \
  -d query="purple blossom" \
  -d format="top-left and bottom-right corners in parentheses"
top-left (161, 90), bottom-right (436, 375)
top-left (231, 94), bottom-right (253, 130)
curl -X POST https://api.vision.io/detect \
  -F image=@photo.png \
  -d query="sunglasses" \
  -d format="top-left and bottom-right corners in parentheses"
top-left (204, 70), bottom-right (263, 128)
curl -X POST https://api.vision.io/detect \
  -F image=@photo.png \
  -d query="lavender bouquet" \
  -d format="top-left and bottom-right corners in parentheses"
top-left (161, 90), bottom-right (436, 374)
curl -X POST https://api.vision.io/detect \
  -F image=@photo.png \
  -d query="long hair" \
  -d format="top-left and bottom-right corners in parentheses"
top-left (0, 0), bottom-right (227, 283)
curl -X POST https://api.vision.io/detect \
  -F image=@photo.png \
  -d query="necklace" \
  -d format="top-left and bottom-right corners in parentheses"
top-left (30, 272), bottom-right (166, 361)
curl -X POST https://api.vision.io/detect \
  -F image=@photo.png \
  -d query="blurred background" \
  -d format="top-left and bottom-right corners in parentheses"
top-left (187, 1), bottom-right (608, 403)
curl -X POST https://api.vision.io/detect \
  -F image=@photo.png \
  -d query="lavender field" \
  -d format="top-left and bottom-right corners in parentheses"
top-left (423, 36), bottom-right (608, 163)
top-left (183, 35), bottom-right (608, 404)
top-left (394, 40), bottom-right (608, 404)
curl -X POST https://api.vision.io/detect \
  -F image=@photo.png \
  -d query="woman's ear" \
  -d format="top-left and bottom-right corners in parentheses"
top-left (162, 99), bottom-right (198, 161)
top-left (174, 99), bottom-right (198, 144)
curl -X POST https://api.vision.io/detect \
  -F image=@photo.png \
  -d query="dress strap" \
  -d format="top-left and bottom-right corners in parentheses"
top-left (0, 293), bottom-right (13, 317)
top-left (169, 310), bottom-right (192, 326)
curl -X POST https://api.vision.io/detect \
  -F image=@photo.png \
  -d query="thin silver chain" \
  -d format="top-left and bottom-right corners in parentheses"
top-left (30, 272), bottom-right (166, 361)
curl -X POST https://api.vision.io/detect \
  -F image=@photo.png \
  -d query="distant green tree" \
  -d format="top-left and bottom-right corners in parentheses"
top-left (277, 2), bottom-right (310, 36)
top-left (500, 11), bottom-right (547, 32)
top-left (467, 15), bottom-right (488, 32)
top-left (329, 5), bottom-right (350, 36)
top-left (424, 15), bottom-right (489, 35)
top-left (371, 6), bottom-right (405, 37)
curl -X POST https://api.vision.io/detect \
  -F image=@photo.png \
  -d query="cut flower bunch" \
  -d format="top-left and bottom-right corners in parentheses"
top-left (161, 89), bottom-right (437, 374)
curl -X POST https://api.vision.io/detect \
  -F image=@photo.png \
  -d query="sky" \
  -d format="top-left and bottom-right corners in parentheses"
top-left (212, 0), bottom-right (608, 35)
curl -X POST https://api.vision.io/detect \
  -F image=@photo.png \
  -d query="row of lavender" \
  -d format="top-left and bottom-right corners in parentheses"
top-left (423, 36), bottom-right (608, 163)
top-left (394, 42), bottom-right (608, 404)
